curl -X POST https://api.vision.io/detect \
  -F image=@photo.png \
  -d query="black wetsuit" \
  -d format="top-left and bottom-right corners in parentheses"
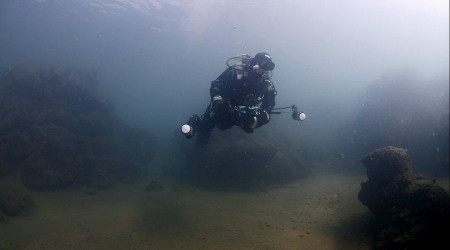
top-left (195, 66), bottom-right (277, 144)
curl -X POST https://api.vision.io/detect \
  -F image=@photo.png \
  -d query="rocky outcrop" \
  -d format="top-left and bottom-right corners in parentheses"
top-left (0, 67), bottom-right (155, 190)
top-left (178, 129), bottom-right (310, 190)
top-left (358, 146), bottom-right (449, 250)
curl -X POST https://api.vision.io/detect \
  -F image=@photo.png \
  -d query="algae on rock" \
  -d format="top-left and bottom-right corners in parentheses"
top-left (359, 146), bottom-right (449, 250)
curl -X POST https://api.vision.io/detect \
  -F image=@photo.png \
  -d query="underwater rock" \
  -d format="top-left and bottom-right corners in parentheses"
top-left (145, 180), bottom-right (163, 192)
top-left (347, 69), bottom-right (449, 175)
top-left (0, 67), bottom-right (155, 190)
top-left (0, 180), bottom-right (34, 216)
top-left (358, 146), bottom-right (450, 250)
top-left (178, 129), bottom-right (310, 190)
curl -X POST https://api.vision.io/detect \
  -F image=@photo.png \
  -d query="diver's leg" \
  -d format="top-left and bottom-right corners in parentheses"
top-left (195, 119), bottom-right (213, 145)
top-left (209, 100), bottom-right (235, 130)
top-left (195, 106), bottom-right (215, 145)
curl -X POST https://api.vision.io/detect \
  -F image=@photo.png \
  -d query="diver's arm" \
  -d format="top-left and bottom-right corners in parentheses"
top-left (260, 80), bottom-right (277, 113)
top-left (257, 80), bottom-right (277, 127)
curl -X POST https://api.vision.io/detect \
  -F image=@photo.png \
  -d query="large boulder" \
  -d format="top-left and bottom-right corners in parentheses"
top-left (178, 128), bottom-right (310, 190)
top-left (358, 146), bottom-right (449, 250)
top-left (0, 67), bottom-right (155, 190)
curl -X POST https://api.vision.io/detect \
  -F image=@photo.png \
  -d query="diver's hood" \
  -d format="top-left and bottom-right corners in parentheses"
top-left (251, 52), bottom-right (275, 71)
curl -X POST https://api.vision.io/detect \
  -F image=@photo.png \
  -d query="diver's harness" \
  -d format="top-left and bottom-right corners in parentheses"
top-left (226, 54), bottom-right (306, 122)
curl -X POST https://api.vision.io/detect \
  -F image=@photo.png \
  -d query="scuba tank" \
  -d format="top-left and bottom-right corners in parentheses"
top-left (226, 54), bottom-right (252, 80)
top-left (226, 54), bottom-right (252, 69)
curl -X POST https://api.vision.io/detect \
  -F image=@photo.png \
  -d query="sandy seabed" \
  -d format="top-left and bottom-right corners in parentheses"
top-left (1, 168), bottom-right (447, 250)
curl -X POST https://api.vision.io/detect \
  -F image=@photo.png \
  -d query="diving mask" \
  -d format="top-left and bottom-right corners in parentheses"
top-left (252, 64), bottom-right (272, 79)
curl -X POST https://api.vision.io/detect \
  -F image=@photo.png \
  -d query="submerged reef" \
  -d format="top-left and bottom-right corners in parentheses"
top-left (0, 66), bottom-right (155, 190)
top-left (358, 146), bottom-right (449, 250)
top-left (176, 129), bottom-right (310, 190)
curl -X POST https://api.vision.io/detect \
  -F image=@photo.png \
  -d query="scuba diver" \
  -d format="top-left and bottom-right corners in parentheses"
top-left (181, 52), bottom-right (305, 145)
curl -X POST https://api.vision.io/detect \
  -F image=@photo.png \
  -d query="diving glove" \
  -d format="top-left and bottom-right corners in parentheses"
top-left (210, 95), bottom-right (223, 109)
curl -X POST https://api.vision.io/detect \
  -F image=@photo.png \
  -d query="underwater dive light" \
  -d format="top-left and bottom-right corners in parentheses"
top-left (181, 124), bottom-right (193, 138)
top-left (271, 104), bottom-right (306, 121)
